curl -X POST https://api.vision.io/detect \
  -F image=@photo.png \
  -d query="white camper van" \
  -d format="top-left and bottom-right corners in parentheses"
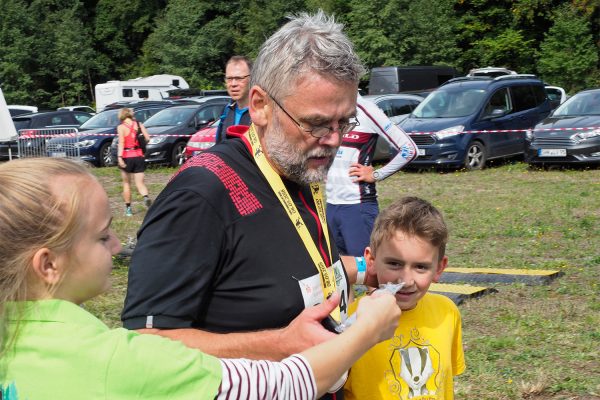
top-left (94, 74), bottom-right (189, 112)
top-left (0, 87), bottom-right (19, 159)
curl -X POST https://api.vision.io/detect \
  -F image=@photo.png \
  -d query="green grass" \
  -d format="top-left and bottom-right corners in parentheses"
top-left (87, 161), bottom-right (600, 400)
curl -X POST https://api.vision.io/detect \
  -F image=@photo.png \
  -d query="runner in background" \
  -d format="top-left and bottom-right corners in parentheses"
top-left (326, 95), bottom-right (417, 256)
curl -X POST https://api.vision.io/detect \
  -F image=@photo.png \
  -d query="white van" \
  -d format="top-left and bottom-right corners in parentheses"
top-left (94, 74), bottom-right (189, 112)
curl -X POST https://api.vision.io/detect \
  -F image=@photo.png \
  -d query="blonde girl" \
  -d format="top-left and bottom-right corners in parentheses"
top-left (0, 158), bottom-right (400, 400)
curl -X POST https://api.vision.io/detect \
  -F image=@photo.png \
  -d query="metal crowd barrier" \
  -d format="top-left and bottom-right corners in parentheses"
top-left (17, 127), bottom-right (80, 159)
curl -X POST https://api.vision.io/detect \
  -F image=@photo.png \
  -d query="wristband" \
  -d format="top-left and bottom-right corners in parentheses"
top-left (355, 256), bottom-right (366, 285)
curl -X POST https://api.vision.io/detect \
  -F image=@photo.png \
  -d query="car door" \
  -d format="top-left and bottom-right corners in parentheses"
top-left (470, 87), bottom-right (517, 158)
top-left (505, 84), bottom-right (548, 155)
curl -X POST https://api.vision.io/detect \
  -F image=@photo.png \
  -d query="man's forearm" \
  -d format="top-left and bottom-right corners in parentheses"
top-left (137, 327), bottom-right (289, 361)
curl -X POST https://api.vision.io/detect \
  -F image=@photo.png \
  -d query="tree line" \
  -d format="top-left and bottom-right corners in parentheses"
top-left (0, 0), bottom-right (598, 109)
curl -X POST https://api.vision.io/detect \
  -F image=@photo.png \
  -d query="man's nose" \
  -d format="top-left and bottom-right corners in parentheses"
top-left (318, 128), bottom-right (342, 146)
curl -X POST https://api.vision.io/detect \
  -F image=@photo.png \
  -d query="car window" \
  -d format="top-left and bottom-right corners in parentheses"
top-left (483, 88), bottom-right (511, 117)
top-left (144, 108), bottom-right (196, 127)
top-left (74, 112), bottom-right (92, 124)
top-left (511, 85), bottom-right (538, 112)
top-left (79, 109), bottom-right (120, 129)
top-left (532, 85), bottom-right (547, 104)
top-left (135, 107), bottom-right (166, 122)
top-left (377, 99), bottom-right (416, 118)
top-left (50, 114), bottom-right (76, 125)
top-left (195, 105), bottom-right (224, 125)
top-left (555, 91), bottom-right (600, 116)
top-left (13, 118), bottom-right (32, 130)
top-left (413, 89), bottom-right (485, 118)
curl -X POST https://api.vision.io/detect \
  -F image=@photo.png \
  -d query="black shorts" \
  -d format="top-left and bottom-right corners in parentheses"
top-left (121, 156), bottom-right (146, 173)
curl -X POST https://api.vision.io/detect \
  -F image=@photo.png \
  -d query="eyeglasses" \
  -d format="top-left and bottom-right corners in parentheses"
top-left (225, 75), bottom-right (250, 83)
top-left (268, 94), bottom-right (359, 138)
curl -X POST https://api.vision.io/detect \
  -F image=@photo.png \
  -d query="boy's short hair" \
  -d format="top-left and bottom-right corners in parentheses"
top-left (370, 196), bottom-right (448, 260)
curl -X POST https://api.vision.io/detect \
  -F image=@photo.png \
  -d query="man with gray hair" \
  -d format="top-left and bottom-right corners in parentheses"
top-left (122, 11), bottom-right (367, 397)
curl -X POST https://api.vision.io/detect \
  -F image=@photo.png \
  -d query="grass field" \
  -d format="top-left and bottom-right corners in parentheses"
top-left (88, 161), bottom-right (600, 400)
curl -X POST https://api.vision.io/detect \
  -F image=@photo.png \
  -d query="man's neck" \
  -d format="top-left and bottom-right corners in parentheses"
top-left (236, 97), bottom-right (249, 109)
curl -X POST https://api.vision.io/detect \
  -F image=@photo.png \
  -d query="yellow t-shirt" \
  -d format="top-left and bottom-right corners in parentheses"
top-left (344, 293), bottom-right (465, 400)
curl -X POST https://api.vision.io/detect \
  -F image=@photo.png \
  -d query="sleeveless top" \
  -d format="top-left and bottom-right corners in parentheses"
top-left (121, 121), bottom-right (144, 158)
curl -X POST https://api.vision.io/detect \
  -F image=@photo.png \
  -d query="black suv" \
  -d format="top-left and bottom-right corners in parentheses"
top-left (0, 110), bottom-right (93, 159)
top-left (399, 75), bottom-right (552, 169)
top-left (46, 101), bottom-right (181, 167)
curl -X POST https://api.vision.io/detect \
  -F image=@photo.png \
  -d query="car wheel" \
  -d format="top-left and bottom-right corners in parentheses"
top-left (99, 142), bottom-right (113, 167)
top-left (171, 141), bottom-right (187, 167)
top-left (464, 141), bottom-right (486, 170)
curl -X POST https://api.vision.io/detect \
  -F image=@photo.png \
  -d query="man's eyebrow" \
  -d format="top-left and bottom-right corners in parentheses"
top-left (298, 112), bottom-right (357, 124)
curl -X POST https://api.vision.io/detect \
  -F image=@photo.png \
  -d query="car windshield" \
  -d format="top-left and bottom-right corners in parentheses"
top-left (552, 91), bottom-right (600, 116)
top-left (79, 109), bottom-right (120, 129)
top-left (412, 88), bottom-right (487, 118)
top-left (12, 118), bottom-right (32, 130)
top-left (144, 108), bottom-right (196, 127)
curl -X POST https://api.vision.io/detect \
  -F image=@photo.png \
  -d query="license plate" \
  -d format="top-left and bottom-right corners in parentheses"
top-left (417, 148), bottom-right (426, 156)
top-left (539, 148), bottom-right (566, 157)
top-left (50, 152), bottom-right (67, 158)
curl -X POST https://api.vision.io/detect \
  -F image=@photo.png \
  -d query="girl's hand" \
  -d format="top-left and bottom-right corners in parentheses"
top-left (118, 158), bottom-right (126, 169)
top-left (354, 292), bottom-right (400, 343)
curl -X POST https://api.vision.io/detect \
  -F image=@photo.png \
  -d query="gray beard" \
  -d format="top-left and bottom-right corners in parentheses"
top-left (263, 116), bottom-right (336, 186)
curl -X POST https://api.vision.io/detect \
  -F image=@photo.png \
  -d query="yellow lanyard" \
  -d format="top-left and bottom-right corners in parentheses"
top-left (245, 125), bottom-right (338, 315)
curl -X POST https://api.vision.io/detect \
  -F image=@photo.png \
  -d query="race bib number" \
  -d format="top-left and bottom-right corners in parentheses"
top-left (297, 260), bottom-right (349, 321)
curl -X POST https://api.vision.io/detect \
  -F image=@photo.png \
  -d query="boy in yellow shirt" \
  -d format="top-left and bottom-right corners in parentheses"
top-left (344, 196), bottom-right (465, 400)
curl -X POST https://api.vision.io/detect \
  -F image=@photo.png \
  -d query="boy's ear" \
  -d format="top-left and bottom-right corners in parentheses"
top-left (364, 246), bottom-right (376, 276)
top-left (432, 255), bottom-right (448, 283)
top-left (31, 248), bottom-right (63, 286)
top-left (248, 85), bottom-right (270, 127)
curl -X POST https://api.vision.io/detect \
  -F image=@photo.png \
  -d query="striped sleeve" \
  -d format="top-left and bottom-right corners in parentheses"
top-left (215, 354), bottom-right (316, 400)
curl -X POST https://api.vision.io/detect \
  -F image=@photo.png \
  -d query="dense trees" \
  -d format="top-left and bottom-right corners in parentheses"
top-left (0, 0), bottom-right (597, 108)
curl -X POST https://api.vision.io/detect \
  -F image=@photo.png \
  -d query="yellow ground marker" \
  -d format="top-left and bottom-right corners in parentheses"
top-left (445, 267), bottom-right (560, 276)
top-left (429, 282), bottom-right (497, 305)
top-left (440, 267), bottom-right (564, 285)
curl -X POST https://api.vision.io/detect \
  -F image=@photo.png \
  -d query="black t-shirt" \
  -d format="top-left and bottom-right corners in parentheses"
top-left (122, 137), bottom-right (348, 334)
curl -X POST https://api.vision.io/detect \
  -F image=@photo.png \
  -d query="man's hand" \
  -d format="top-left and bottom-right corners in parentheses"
top-left (277, 292), bottom-right (340, 355)
top-left (348, 163), bottom-right (375, 183)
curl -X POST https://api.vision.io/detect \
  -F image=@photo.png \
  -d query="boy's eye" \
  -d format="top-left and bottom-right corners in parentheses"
top-left (386, 261), bottom-right (403, 268)
top-left (100, 235), bottom-right (110, 242)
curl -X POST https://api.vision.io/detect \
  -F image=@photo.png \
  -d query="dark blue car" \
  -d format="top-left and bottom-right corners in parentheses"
top-left (46, 101), bottom-right (177, 166)
top-left (399, 75), bottom-right (552, 169)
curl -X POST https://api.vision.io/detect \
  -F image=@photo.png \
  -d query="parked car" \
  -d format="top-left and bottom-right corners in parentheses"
top-left (112, 96), bottom-right (229, 167)
top-left (363, 94), bottom-right (424, 161)
top-left (7, 105), bottom-right (38, 117)
top-left (185, 121), bottom-right (218, 159)
top-left (0, 110), bottom-right (92, 159)
top-left (58, 105), bottom-right (96, 114)
top-left (399, 75), bottom-right (552, 170)
top-left (525, 88), bottom-right (600, 167)
top-left (46, 101), bottom-right (176, 167)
